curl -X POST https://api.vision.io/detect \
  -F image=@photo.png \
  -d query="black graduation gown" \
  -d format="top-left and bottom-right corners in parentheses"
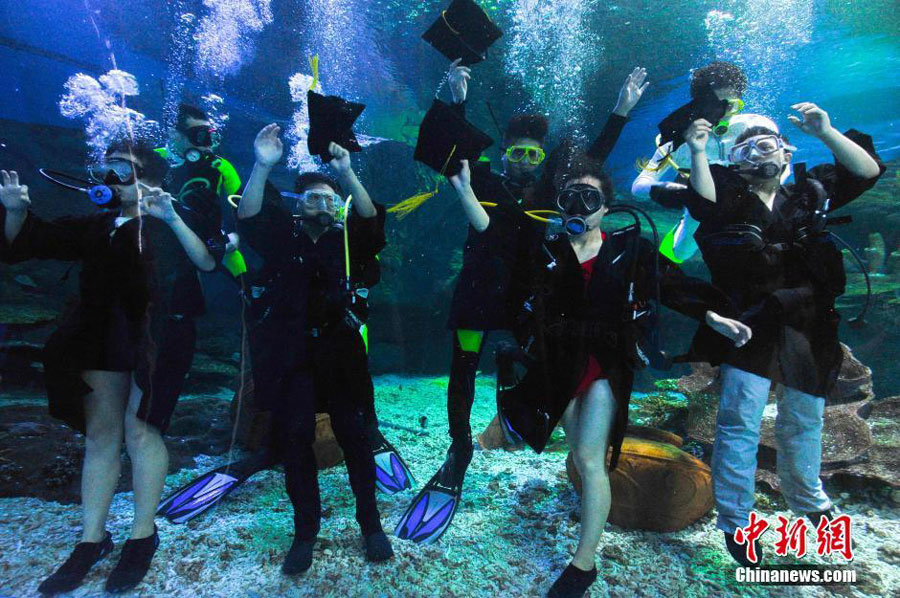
top-left (502, 226), bottom-right (729, 469)
top-left (238, 182), bottom-right (386, 412)
top-left (0, 204), bottom-right (221, 433)
top-left (682, 129), bottom-right (885, 396)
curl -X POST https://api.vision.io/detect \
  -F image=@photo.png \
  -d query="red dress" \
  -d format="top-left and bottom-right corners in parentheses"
top-left (573, 251), bottom-right (607, 396)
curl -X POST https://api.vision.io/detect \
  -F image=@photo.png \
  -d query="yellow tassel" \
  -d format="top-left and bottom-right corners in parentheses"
top-left (388, 144), bottom-right (458, 220)
top-left (388, 190), bottom-right (438, 219)
top-left (309, 54), bottom-right (320, 91)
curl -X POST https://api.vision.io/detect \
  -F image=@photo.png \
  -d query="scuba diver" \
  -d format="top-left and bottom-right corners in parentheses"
top-left (455, 149), bottom-right (747, 598)
top-left (139, 103), bottom-right (247, 444)
top-left (156, 99), bottom-right (413, 525)
top-left (681, 103), bottom-right (884, 566)
top-left (159, 103), bottom-right (242, 231)
top-left (232, 123), bottom-right (394, 574)
top-left (395, 65), bottom-right (650, 544)
top-left (631, 62), bottom-right (787, 263)
top-left (158, 103), bottom-right (243, 264)
top-left (0, 139), bottom-right (221, 595)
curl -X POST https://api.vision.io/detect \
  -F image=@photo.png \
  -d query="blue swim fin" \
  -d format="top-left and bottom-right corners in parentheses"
top-left (394, 448), bottom-right (469, 544)
top-left (372, 437), bottom-right (415, 495)
top-left (156, 452), bottom-right (274, 524)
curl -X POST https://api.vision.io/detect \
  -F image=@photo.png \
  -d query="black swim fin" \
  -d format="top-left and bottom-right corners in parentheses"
top-left (372, 436), bottom-right (415, 495)
top-left (156, 451), bottom-right (275, 524)
top-left (394, 445), bottom-right (471, 544)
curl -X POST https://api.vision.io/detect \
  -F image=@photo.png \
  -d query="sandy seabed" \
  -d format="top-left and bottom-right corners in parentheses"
top-left (1, 374), bottom-right (898, 598)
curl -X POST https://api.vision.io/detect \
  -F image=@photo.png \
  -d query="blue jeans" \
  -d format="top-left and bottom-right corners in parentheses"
top-left (712, 365), bottom-right (833, 533)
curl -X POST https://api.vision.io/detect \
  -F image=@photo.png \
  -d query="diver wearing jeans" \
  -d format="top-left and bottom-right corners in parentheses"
top-left (631, 62), bottom-right (791, 264)
top-left (236, 124), bottom-right (393, 575)
top-left (682, 102), bottom-right (885, 565)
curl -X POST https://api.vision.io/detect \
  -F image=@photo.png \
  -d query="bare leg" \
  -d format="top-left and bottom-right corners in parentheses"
top-left (123, 375), bottom-right (168, 539)
top-left (80, 370), bottom-right (129, 543)
top-left (562, 379), bottom-right (617, 571)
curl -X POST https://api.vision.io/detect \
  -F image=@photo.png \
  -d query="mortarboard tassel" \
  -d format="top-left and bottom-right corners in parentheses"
top-left (389, 144), bottom-right (457, 219)
top-left (308, 54), bottom-right (320, 91)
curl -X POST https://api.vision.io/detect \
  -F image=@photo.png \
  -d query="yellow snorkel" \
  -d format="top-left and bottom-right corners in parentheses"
top-left (342, 194), bottom-right (369, 353)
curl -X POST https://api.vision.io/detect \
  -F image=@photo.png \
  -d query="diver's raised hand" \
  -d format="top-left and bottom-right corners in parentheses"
top-left (613, 67), bottom-right (649, 116)
top-left (139, 185), bottom-right (180, 223)
top-left (705, 311), bottom-right (752, 348)
top-left (448, 58), bottom-right (472, 104)
top-left (449, 159), bottom-right (472, 192)
top-left (450, 160), bottom-right (489, 232)
top-left (328, 142), bottom-right (353, 176)
top-left (684, 119), bottom-right (712, 154)
top-left (0, 170), bottom-right (30, 212)
top-left (225, 232), bottom-right (240, 253)
top-left (254, 123), bottom-right (283, 167)
top-left (788, 103), bottom-right (833, 138)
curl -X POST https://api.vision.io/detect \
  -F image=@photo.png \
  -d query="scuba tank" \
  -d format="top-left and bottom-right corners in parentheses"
top-left (791, 162), bottom-right (870, 327)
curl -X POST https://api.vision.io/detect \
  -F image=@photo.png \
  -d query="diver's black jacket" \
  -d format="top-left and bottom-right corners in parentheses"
top-left (501, 225), bottom-right (729, 469)
top-left (446, 105), bottom-right (628, 332)
top-left (237, 182), bottom-right (386, 410)
top-left (0, 203), bottom-right (223, 433)
top-left (682, 129), bottom-right (885, 396)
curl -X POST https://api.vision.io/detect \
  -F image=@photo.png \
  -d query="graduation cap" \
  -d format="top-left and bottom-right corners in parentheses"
top-left (388, 99), bottom-right (494, 219)
top-left (657, 86), bottom-right (729, 150)
top-left (422, 0), bottom-right (503, 66)
top-left (414, 99), bottom-right (494, 177)
top-left (306, 90), bottom-right (365, 163)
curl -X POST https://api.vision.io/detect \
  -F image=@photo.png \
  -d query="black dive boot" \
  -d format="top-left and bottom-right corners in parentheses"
top-left (104, 526), bottom-right (159, 593)
top-left (282, 537), bottom-right (315, 575)
top-left (724, 531), bottom-right (763, 567)
top-left (547, 563), bottom-right (598, 598)
top-left (806, 508), bottom-right (835, 530)
top-left (38, 531), bottom-right (114, 595)
top-left (364, 531), bottom-right (394, 562)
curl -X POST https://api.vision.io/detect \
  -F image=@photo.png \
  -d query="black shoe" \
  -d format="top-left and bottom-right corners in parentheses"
top-left (364, 531), bottom-right (394, 562)
top-left (38, 532), bottom-right (114, 595)
top-left (282, 538), bottom-right (315, 576)
top-left (806, 508), bottom-right (834, 530)
top-left (547, 563), bottom-right (598, 598)
top-left (104, 526), bottom-right (159, 594)
top-left (724, 531), bottom-right (763, 567)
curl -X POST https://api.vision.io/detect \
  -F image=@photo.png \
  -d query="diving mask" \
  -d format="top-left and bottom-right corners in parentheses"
top-left (505, 145), bottom-right (546, 165)
top-left (88, 158), bottom-right (141, 186)
top-left (556, 184), bottom-right (606, 216)
top-left (183, 125), bottom-right (220, 148)
top-left (281, 189), bottom-right (341, 218)
top-left (713, 98), bottom-right (746, 136)
top-left (556, 184), bottom-right (606, 237)
top-left (729, 134), bottom-right (796, 164)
